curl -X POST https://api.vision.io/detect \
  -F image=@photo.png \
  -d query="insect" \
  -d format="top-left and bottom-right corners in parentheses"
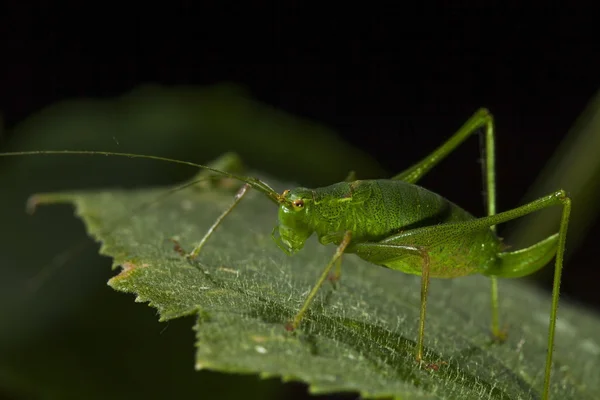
top-left (0, 108), bottom-right (570, 400)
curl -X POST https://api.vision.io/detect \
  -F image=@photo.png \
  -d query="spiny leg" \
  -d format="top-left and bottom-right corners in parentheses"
top-left (286, 231), bottom-right (352, 331)
top-left (544, 194), bottom-right (571, 400)
top-left (475, 191), bottom-right (570, 400)
top-left (391, 108), bottom-right (504, 340)
top-left (492, 194), bottom-right (570, 400)
top-left (180, 183), bottom-right (250, 260)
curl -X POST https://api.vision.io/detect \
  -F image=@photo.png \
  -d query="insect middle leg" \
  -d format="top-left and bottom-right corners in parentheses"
top-left (351, 242), bottom-right (431, 362)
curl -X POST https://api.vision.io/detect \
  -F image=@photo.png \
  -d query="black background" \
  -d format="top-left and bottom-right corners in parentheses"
top-left (1, 3), bottom-right (599, 399)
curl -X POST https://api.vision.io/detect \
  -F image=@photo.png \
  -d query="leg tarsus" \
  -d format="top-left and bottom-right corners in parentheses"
top-left (420, 360), bottom-right (448, 371)
top-left (327, 256), bottom-right (343, 286)
top-left (489, 276), bottom-right (508, 342)
top-left (491, 326), bottom-right (509, 343)
top-left (284, 321), bottom-right (296, 332)
top-left (169, 238), bottom-right (186, 256)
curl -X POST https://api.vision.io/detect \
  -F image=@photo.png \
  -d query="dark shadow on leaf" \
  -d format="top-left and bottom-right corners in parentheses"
top-left (249, 295), bottom-right (532, 400)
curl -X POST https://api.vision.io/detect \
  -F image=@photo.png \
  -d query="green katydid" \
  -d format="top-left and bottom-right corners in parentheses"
top-left (0, 108), bottom-right (571, 400)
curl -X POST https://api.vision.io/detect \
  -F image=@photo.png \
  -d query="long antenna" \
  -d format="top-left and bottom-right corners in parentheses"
top-left (0, 150), bottom-right (286, 205)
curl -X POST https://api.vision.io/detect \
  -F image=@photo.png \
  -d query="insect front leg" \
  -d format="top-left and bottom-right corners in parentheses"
top-left (186, 183), bottom-right (251, 260)
top-left (172, 183), bottom-right (251, 262)
top-left (319, 231), bottom-right (350, 285)
top-left (286, 231), bottom-right (352, 331)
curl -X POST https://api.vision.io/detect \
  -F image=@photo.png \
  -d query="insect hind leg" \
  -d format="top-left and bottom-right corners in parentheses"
top-left (391, 109), bottom-right (504, 341)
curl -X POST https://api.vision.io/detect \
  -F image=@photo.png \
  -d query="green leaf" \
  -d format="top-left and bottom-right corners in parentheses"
top-left (34, 175), bottom-right (600, 400)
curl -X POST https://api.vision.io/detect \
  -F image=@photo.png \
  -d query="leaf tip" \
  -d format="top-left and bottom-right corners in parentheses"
top-left (25, 192), bottom-right (77, 214)
top-left (195, 361), bottom-right (205, 371)
top-left (108, 262), bottom-right (149, 285)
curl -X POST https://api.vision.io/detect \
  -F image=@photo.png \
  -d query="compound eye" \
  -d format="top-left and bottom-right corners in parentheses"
top-left (292, 199), bottom-right (304, 209)
top-left (282, 189), bottom-right (290, 196)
